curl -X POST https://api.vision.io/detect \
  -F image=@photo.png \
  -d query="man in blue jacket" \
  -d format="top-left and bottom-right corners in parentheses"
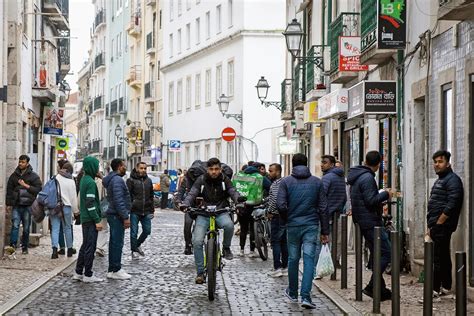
top-left (103, 158), bottom-right (132, 280)
top-left (277, 154), bottom-right (329, 309)
top-left (347, 151), bottom-right (393, 301)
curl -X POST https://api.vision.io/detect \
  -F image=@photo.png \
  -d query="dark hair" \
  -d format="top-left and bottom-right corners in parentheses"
top-left (321, 155), bottom-right (336, 165)
top-left (62, 162), bottom-right (73, 174)
top-left (432, 150), bottom-right (451, 162)
top-left (19, 155), bottom-right (30, 162)
top-left (269, 163), bottom-right (282, 173)
top-left (58, 159), bottom-right (68, 169)
top-left (164, 169), bottom-right (168, 174)
top-left (365, 151), bottom-right (382, 167)
top-left (111, 158), bottom-right (124, 171)
top-left (241, 164), bottom-right (248, 171)
top-left (292, 153), bottom-right (308, 167)
top-left (137, 161), bottom-right (147, 167)
top-left (207, 157), bottom-right (221, 168)
top-left (247, 161), bottom-right (255, 166)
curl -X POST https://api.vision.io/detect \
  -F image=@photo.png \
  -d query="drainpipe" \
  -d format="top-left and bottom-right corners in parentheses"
top-left (396, 50), bottom-right (404, 232)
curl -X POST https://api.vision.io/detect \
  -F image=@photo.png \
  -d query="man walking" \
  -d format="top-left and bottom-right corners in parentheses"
top-left (127, 162), bottom-right (154, 259)
top-left (103, 159), bottom-right (132, 280)
top-left (277, 154), bottom-right (329, 309)
top-left (6, 155), bottom-right (42, 254)
top-left (427, 150), bottom-right (463, 297)
top-left (160, 170), bottom-right (171, 209)
top-left (347, 151), bottom-right (393, 301)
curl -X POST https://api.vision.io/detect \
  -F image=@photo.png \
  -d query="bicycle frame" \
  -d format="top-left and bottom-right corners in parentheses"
top-left (204, 214), bottom-right (221, 268)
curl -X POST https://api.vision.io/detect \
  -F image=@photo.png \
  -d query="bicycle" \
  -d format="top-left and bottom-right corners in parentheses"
top-left (251, 202), bottom-right (271, 261)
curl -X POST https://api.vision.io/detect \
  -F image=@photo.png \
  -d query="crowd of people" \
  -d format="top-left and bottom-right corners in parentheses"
top-left (3, 148), bottom-right (464, 309)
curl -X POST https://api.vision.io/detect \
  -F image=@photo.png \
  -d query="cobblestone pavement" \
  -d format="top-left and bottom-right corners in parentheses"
top-left (8, 210), bottom-right (342, 315)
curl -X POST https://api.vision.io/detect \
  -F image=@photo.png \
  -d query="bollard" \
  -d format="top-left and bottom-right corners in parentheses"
top-left (355, 223), bottom-right (363, 301)
top-left (341, 214), bottom-right (348, 289)
top-left (391, 231), bottom-right (400, 316)
top-left (373, 227), bottom-right (382, 314)
top-left (331, 212), bottom-right (339, 280)
top-left (423, 241), bottom-right (434, 316)
top-left (456, 252), bottom-right (467, 316)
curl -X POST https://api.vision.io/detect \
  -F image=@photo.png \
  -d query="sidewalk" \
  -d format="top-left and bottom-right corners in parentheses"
top-left (317, 252), bottom-right (474, 315)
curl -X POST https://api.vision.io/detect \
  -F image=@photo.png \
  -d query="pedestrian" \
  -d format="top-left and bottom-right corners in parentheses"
top-left (426, 150), bottom-right (463, 298)
top-left (127, 162), bottom-right (154, 260)
top-left (347, 151), bottom-right (393, 301)
top-left (6, 155), bottom-right (43, 254)
top-left (55, 160), bottom-right (76, 256)
top-left (267, 163), bottom-right (288, 278)
top-left (73, 156), bottom-right (103, 283)
top-left (176, 172), bottom-right (193, 255)
top-left (277, 153), bottom-right (329, 309)
top-left (160, 169), bottom-right (171, 209)
top-left (50, 161), bottom-right (79, 259)
top-left (103, 158), bottom-right (132, 280)
top-left (95, 170), bottom-right (109, 257)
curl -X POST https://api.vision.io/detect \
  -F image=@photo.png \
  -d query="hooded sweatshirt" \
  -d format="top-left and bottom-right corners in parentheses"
top-left (322, 167), bottom-right (347, 216)
top-left (79, 156), bottom-right (101, 224)
top-left (103, 170), bottom-right (131, 220)
top-left (56, 169), bottom-right (79, 215)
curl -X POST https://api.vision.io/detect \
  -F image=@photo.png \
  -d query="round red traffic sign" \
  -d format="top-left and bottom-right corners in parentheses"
top-left (221, 127), bottom-right (236, 142)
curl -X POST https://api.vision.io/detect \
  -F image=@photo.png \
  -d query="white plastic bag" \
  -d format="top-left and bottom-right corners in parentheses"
top-left (315, 244), bottom-right (335, 278)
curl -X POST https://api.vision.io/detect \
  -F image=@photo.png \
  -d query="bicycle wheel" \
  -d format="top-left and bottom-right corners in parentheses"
top-left (254, 220), bottom-right (268, 261)
top-left (206, 237), bottom-right (217, 301)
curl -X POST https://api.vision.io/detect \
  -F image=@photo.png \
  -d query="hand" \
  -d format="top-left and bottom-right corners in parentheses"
top-left (320, 235), bottom-right (329, 244)
top-left (18, 179), bottom-right (30, 189)
top-left (179, 204), bottom-right (188, 212)
top-left (267, 213), bottom-right (274, 220)
top-left (123, 218), bottom-right (131, 229)
top-left (148, 213), bottom-right (155, 219)
top-left (95, 223), bottom-right (103, 231)
top-left (237, 196), bottom-right (247, 203)
top-left (347, 209), bottom-right (352, 216)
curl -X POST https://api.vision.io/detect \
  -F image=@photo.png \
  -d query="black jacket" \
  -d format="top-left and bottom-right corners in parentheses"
top-left (6, 165), bottom-right (42, 207)
top-left (427, 168), bottom-right (464, 232)
top-left (347, 166), bottom-right (389, 230)
top-left (183, 173), bottom-right (240, 209)
top-left (126, 169), bottom-right (154, 215)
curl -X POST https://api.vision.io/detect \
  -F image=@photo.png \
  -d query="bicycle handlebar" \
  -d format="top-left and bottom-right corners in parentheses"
top-left (186, 206), bottom-right (235, 217)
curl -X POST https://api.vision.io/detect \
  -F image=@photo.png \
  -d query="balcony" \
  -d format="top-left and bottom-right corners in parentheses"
top-left (105, 104), bottom-right (111, 119)
top-left (94, 52), bottom-right (105, 73)
top-left (58, 37), bottom-right (70, 79)
top-left (146, 32), bottom-right (156, 55)
top-left (280, 79), bottom-right (293, 121)
top-left (93, 95), bottom-right (104, 112)
top-left (127, 65), bottom-right (142, 89)
top-left (329, 12), bottom-right (361, 83)
top-left (146, 0), bottom-right (156, 6)
top-left (305, 45), bottom-right (329, 101)
top-left (127, 12), bottom-right (141, 37)
top-left (109, 100), bottom-right (119, 117)
top-left (94, 9), bottom-right (106, 34)
top-left (293, 62), bottom-right (305, 111)
top-left (90, 139), bottom-right (101, 154)
top-left (119, 97), bottom-right (127, 113)
top-left (145, 81), bottom-right (156, 102)
top-left (438, 0), bottom-right (474, 20)
top-left (43, 0), bottom-right (69, 31)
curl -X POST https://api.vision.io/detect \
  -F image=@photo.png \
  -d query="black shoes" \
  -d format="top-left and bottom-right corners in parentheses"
top-left (184, 246), bottom-right (192, 255)
top-left (51, 247), bottom-right (59, 259)
top-left (22, 248), bottom-right (28, 255)
top-left (195, 274), bottom-right (206, 284)
top-left (363, 286), bottom-right (392, 301)
top-left (223, 248), bottom-right (233, 260)
top-left (67, 248), bottom-right (74, 257)
top-left (58, 248), bottom-right (66, 255)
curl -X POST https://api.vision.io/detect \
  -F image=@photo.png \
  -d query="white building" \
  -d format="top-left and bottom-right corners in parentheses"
top-left (161, 0), bottom-right (286, 171)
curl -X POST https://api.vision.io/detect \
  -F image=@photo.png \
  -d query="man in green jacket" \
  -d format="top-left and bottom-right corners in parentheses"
top-left (73, 156), bottom-right (103, 283)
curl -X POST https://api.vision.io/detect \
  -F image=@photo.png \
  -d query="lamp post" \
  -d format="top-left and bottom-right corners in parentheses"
top-left (255, 76), bottom-right (283, 111)
top-left (145, 111), bottom-right (163, 135)
top-left (217, 94), bottom-right (242, 171)
top-left (283, 18), bottom-right (304, 58)
top-left (115, 123), bottom-right (129, 158)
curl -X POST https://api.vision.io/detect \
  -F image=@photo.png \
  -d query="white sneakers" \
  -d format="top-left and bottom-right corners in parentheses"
top-left (269, 269), bottom-right (283, 278)
top-left (107, 269), bottom-right (132, 280)
top-left (248, 251), bottom-right (258, 258)
top-left (281, 268), bottom-right (288, 276)
top-left (239, 250), bottom-right (245, 257)
top-left (83, 275), bottom-right (104, 283)
top-left (72, 272), bottom-right (83, 281)
top-left (131, 252), bottom-right (140, 260)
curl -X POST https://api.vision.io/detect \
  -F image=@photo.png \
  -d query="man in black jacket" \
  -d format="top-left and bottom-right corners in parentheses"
top-left (126, 162), bottom-right (154, 259)
top-left (6, 155), bottom-right (42, 254)
top-left (427, 150), bottom-right (464, 296)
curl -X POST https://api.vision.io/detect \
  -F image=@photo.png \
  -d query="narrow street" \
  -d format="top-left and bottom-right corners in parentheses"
top-left (8, 210), bottom-right (342, 315)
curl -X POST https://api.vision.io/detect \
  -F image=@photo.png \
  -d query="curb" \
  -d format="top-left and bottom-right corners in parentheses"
top-left (313, 279), bottom-right (362, 316)
top-left (0, 257), bottom-right (77, 315)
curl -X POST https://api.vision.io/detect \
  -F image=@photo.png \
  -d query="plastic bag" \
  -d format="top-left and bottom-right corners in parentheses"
top-left (315, 244), bottom-right (334, 278)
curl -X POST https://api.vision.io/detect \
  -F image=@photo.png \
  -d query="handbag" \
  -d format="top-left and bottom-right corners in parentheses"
top-left (51, 178), bottom-right (64, 219)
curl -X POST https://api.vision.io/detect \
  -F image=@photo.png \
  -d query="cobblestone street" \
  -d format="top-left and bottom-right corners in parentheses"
top-left (8, 210), bottom-right (342, 315)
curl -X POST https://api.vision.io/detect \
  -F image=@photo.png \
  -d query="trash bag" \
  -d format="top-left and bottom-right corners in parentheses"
top-left (315, 244), bottom-right (334, 278)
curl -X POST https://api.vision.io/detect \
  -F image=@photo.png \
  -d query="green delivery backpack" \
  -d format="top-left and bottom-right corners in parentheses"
top-left (232, 171), bottom-right (264, 205)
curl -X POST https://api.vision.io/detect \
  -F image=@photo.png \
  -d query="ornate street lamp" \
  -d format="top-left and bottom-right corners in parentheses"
top-left (283, 19), bottom-right (304, 58)
top-left (217, 94), bottom-right (242, 123)
top-left (114, 124), bottom-right (122, 138)
top-left (145, 111), bottom-right (163, 134)
top-left (255, 76), bottom-right (283, 111)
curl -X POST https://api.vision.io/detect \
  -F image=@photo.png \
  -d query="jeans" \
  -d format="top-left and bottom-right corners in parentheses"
top-left (184, 212), bottom-right (194, 248)
top-left (160, 192), bottom-right (169, 209)
top-left (287, 225), bottom-right (319, 301)
top-left (10, 206), bottom-right (31, 249)
top-left (50, 206), bottom-right (73, 249)
top-left (238, 212), bottom-right (255, 251)
top-left (270, 216), bottom-right (288, 270)
top-left (107, 215), bottom-right (125, 273)
top-left (192, 213), bottom-right (234, 274)
top-left (432, 227), bottom-right (453, 292)
top-left (96, 218), bottom-right (109, 253)
top-left (360, 226), bottom-right (391, 290)
top-left (130, 213), bottom-right (152, 251)
top-left (75, 222), bottom-right (98, 277)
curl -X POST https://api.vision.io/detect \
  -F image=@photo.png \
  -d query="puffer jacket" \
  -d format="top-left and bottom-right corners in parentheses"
top-left (103, 171), bottom-right (131, 220)
top-left (183, 173), bottom-right (240, 209)
top-left (347, 165), bottom-right (389, 230)
top-left (322, 167), bottom-right (347, 216)
top-left (276, 165), bottom-right (329, 235)
top-left (427, 168), bottom-right (464, 232)
top-left (126, 168), bottom-right (154, 215)
top-left (6, 165), bottom-right (42, 207)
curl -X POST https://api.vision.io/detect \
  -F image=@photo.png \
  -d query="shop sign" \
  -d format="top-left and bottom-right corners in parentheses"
top-left (377, 0), bottom-right (406, 49)
top-left (43, 103), bottom-right (64, 135)
top-left (348, 81), bottom-right (397, 119)
top-left (339, 37), bottom-right (369, 72)
top-left (278, 137), bottom-right (299, 155)
top-left (55, 137), bottom-right (69, 150)
top-left (169, 140), bottom-right (182, 152)
top-left (284, 121), bottom-right (295, 140)
top-left (303, 101), bottom-right (325, 124)
top-left (318, 89), bottom-right (348, 119)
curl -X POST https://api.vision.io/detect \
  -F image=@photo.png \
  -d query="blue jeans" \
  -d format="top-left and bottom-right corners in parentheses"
top-left (130, 213), bottom-right (152, 251)
top-left (107, 215), bottom-right (125, 273)
top-left (287, 225), bottom-right (320, 301)
top-left (59, 222), bottom-right (74, 249)
top-left (75, 222), bottom-right (98, 277)
top-left (192, 213), bottom-right (234, 274)
top-left (270, 216), bottom-right (288, 270)
top-left (361, 226), bottom-right (391, 290)
top-left (10, 206), bottom-right (31, 249)
top-left (50, 206), bottom-right (73, 249)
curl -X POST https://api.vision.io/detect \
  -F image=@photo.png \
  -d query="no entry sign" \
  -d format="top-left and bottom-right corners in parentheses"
top-left (221, 127), bottom-right (236, 142)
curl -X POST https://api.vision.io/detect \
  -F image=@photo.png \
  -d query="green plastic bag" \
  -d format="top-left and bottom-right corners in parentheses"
top-left (232, 171), bottom-right (264, 205)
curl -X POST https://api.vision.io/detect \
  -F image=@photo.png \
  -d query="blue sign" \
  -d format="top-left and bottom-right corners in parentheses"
top-left (169, 140), bottom-right (181, 152)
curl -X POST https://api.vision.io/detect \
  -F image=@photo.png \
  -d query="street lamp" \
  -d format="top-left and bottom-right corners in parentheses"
top-left (283, 18), bottom-right (304, 58)
top-left (217, 94), bottom-right (242, 123)
top-left (145, 111), bottom-right (163, 134)
top-left (255, 76), bottom-right (283, 111)
top-left (115, 124), bottom-right (129, 144)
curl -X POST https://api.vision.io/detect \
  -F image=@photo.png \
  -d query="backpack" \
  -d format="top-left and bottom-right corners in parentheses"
top-left (232, 171), bottom-right (264, 205)
top-left (36, 176), bottom-right (60, 209)
top-left (187, 160), bottom-right (234, 188)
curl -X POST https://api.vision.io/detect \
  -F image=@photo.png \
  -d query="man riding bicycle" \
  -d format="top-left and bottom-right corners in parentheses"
top-left (180, 158), bottom-right (245, 284)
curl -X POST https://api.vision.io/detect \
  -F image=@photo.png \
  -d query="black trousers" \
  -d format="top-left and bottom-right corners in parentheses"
top-left (160, 192), bottom-right (169, 209)
top-left (75, 222), bottom-right (98, 277)
top-left (432, 227), bottom-right (453, 292)
top-left (238, 213), bottom-right (255, 251)
top-left (184, 212), bottom-right (194, 248)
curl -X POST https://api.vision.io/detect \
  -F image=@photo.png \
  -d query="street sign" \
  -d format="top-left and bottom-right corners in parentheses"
top-left (55, 137), bottom-right (69, 150)
top-left (221, 127), bottom-right (236, 142)
top-left (169, 140), bottom-right (182, 152)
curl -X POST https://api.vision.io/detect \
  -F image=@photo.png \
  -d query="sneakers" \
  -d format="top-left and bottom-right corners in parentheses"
top-left (107, 269), bottom-right (132, 280)
top-left (83, 275), bottom-right (104, 283)
top-left (269, 269), bottom-right (283, 278)
top-left (284, 288), bottom-right (298, 303)
top-left (67, 248), bottom-right (74, 257)
top-left (314, 274), bottom-right (323, 280)
top-left (131, 252), bottom-right (140, 260)
top-left (239, 249), bottom-right (245, 257)
top-left (223, 248), bottom-right (233, 260)
top-left (136, 246), bottom-right (145, 257)
top-left (22, 248), bottom-right (28, 255)
top-left (58, 248), bottom-right (66, 255)
top-left (301, 298), bottom-right (317, 309)
top-left (195, 274), bottom-right (206, 284)
top-left (51, 247), bottom-right (59, 259)
top-left (95, 249), bottom-right (105, 257)
top-left (440, 287), bottom-right (452, 296)
top-left (363, 286), bottom-right (392, 301)
top-left (418, 291), bottom-right (442, 304)
top-left (184, 246), bottom-right (192, 255)
top-left (281, 268), bottom-right (288, 276)
top-left (248, 251), bottom-right (258, 258)
top-left (72, 272), bottom-right (83, 281)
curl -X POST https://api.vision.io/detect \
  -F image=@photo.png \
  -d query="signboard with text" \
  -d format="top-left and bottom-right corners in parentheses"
top-left (303, 101), bottom-right (325, 124)
top-left (318, 89), bottom-right (348, 119)
top-left (348, 81), bottom-right (397, 119)
top-left (377, 0), bottom-right (406, 49)
top-left (278, 137), bottom-right (299, 155)
top-left (339, 37), bottom-right (369, 72)
top-left (43, 103), bottom-right (64, 135)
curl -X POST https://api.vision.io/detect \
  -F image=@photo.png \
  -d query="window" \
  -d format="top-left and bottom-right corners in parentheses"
top-left (206, 11), bottom-right (211, 39)
top-left (195, 73), bottom-right (201, 108)
top-left (227, 60), bottom-right (234, 97)
top-left (215, 142), bottom-right (221, 159)
top-left (159, 10), bottom-right (162, 29)
top-left (195, 18), bottom-right (201, 44)
top-left (111, 38), bottom-right (115, 60)
top-left (186, 76), bottom-right (192, 110)
top-left (227, 141), bottom-right (234, 168)
top-left (228, 0), bottom-right (233, 27)
top-left (186, 0), bottom-right (191, 10)
top-left (177, 29), bottom-right (182, 54)
top-left (196, 0), bottom-right (200, 4)
top-left (178, 0), bottom-right (182, 16)
top-left (177, 79), bottom-right (183, 112)
top-left (205, 69), bottom-right (211, 105)
top-left (169, 33), bottom-right (174, 57)
top-left (168, 82), bottom-right (174, 114)
top-left (216, 64), bottom-right (222, 98)
top-left (157, 61), bottom-right (160, 80)
top-left (205, 144), bottom-right (211, 159)
top-left (170, 1), bottom-right (174, 21)
top-left (216, 5), bottom-right (222, 34)
top-left (186, 23), bottom-right (191, 50)
top-left (195, 145), bottom-right (200, 160)
top-left (442, 83), bottom-right (453, 153)
top-left (124, 31), bottom-right (128, 52)
top-left (185, 146), bottom-right (191, 166)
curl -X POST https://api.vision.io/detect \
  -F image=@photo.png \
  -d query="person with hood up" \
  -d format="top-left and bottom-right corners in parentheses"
top-left (72, 156), bottom-right (103, 283)
top-left (103, 158), bottom-right (132, 280)
top-left (126, 162), bottom-right (154, 260)
top-left (347, 150), bottom-right (393, 301)
top-left (277, 153), bottom-right (329, 309)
